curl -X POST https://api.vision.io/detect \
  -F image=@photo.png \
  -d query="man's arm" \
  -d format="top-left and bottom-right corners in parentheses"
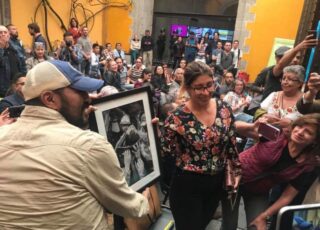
top-left (273, 35), bottom-right (318, 77)
top-left (83, 136), bottom-right (149, 218)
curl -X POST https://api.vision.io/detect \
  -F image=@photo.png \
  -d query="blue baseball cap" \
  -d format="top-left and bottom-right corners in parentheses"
top-left (23, 60), bottom-right (104, 101)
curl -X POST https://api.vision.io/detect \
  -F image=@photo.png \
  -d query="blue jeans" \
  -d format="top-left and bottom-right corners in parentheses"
top-left (130, 49), bottom-right (139, 64)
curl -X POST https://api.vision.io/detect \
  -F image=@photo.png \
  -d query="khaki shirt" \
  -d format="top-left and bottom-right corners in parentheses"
top-left (0, 106), bottom-right (148, 229)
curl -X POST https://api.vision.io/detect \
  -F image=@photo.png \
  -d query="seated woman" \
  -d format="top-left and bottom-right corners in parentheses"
top-left (223, 78), bottom-right (252, 123)
top-left (151, 65), bottom-right (169, 94)
top-left (26, 42), bottom-right (52, 71)
top-left (259, 65), bottom-right (304, 129)
top-left (223, 114), bottom-right (320, 230)
top-left (134, 68), bottom-right (153, 89)
top-left (127, 57), bottom-right (145, 84)
top-left (102, 60), bottom-right (122, 91)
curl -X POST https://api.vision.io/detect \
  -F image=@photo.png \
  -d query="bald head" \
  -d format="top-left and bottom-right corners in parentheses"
top-left (0, 25), bottom-right (10, 48)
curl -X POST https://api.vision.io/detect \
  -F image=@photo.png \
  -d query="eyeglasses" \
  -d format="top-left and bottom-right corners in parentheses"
top-left (280, 77), bottom-right (300, 83)
top-left (191, 82), bottom-right (215, 93)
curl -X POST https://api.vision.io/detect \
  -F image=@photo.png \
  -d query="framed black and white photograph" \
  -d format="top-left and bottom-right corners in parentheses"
top-left (89, 87), bottom-right (161, 191)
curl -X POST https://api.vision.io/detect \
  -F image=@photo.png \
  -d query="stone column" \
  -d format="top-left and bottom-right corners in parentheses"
top-left (233, 0), bottom-right (256, 70)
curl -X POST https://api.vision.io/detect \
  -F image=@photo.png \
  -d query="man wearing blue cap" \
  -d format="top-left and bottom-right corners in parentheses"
top-left (0, 60), bottom-right (149, 229)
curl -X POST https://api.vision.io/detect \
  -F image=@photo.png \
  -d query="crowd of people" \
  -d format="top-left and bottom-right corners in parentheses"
top-left (0, 18), bottom-right (319, 230)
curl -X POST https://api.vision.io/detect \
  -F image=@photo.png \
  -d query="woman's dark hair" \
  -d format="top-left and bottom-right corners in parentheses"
top-left (142, 68), bottom-right (152, 77)
top-left (154, 65), bottom-right (165, 78)
top-left (183, 61), bottom-right (213, 87)
top-left (291, 114), bottom-right (320, 142)
top-left (69, 18), bottom-right (79, 28)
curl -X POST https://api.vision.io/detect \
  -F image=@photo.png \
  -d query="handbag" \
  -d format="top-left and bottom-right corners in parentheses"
top-left (222, 142), bottom-right (240, 210)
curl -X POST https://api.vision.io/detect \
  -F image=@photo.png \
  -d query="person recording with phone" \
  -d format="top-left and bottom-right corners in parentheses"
top-left (297, 72), bottom-right (320, 114)
top-left (55, 31), bottom-right (83, 71)
top-left (222, 114), bottom-right (320, 230)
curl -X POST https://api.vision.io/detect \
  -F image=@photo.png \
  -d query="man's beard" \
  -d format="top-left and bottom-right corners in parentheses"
top-left (58, 94), bottom-right (89, 129)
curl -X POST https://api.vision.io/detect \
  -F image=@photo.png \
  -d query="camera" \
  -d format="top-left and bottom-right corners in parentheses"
top-left (65, 40), bottom-right (73, 47)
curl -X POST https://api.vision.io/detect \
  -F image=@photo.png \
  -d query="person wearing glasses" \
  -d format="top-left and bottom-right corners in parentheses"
top-left (258, 65), bottom-right (304, 129)
top-left (161, 61), bottom-right (241, 230)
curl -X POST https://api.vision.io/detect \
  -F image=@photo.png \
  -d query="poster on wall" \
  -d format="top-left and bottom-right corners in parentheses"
top-left (267, 38), bottom-right (294, 66)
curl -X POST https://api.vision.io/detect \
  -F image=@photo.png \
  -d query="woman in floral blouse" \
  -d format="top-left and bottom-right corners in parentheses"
top-left (161, 61), bottom-right (241, 230)
top-left (260, 65), bottom-right (304, 128)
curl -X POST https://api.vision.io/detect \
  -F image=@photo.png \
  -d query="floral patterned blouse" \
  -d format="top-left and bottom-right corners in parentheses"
top-left (260, 91), bottom-right (302, 120)
top-left (162, 99), bottom-right (241, 175)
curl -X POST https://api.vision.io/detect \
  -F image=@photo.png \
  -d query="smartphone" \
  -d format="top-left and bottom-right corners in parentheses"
top-left (276, 203), bottom-right (320, 230)
top-left (258, 123), bottom-right (281, 141)
top-left (8, 105), bottom-right (25, 118)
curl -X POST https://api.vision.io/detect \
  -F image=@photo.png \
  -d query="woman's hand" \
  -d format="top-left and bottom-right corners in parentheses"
top-left (307, 72), bottom-right (320, 96)
top-left (0, 108), bottom-right (16, 127)
top-left (262, 114), bottom-right (280, 124)
top-left (270, 118), bottom-right (292, 128)
top-left (249, 214), bottom-right (267, 230)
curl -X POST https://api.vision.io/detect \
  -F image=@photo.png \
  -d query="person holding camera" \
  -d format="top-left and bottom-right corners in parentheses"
top-left (55, 31), bottom-right (83, 71)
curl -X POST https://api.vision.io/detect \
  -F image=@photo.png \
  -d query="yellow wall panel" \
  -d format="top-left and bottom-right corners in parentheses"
top-left (10, 0), bottom-right (133, 52)
top-left (243, 0), bottom-right (304, 82)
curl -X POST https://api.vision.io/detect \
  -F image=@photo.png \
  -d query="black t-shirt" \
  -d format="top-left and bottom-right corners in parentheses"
top-left (262, 66), bottom-right (282, 100)
top-left (271, 145), bottom-right (297, 172)
top-left (290, 171), bottom-right (318, 192)
top-left (271, 146), bottom-right (318, 192)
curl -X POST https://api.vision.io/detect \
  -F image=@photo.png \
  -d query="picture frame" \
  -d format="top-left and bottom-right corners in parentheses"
top-left (89, 87), bottom-right (161, 192)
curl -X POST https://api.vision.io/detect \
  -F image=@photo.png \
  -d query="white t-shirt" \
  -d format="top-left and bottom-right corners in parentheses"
top-left (231, 48), bottom-right (242, 68)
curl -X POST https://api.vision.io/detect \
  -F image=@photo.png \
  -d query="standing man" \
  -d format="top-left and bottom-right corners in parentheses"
top-left (231, 40), bottom-right (242, 77)
top-left (141, 29), bottom-right (154, 69)
top-left (27, 22), bottom-right (47, 51)
top-left (77, 27), bottom-right (92, 75)
top-left (0, 60), bottom-right (149, 229)
top-left (216, 41), bottom-right (235, 75)
top-left (0, 25), bottom-right (23, 97)
top-left (184, 32), bottom-right (198, 63)
top-left (172, 36), bottom-right (185, 69)
top-left (55, 31), bottom-right (83, 71)
top-left (6, 24), bottom-right (27, 73)
top-left (156, 29), bottom-right (166, 62)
